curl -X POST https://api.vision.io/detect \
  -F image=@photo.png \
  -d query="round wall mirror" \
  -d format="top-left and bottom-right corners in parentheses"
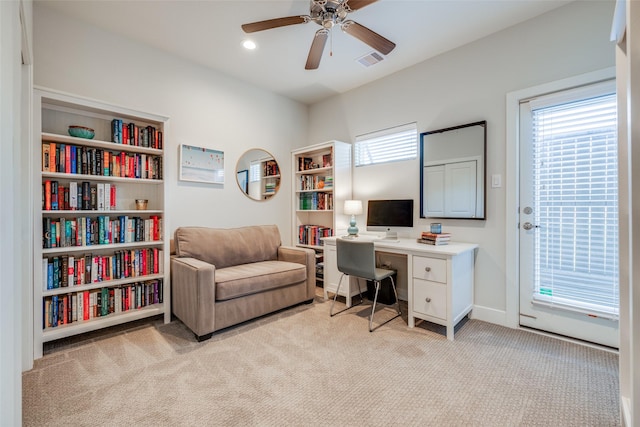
top-left (236, 149), bottom-right (281, 201)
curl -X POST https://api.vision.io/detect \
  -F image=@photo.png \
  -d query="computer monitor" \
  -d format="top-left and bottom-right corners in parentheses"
top-left (366, 199), bottom-right (414, 241)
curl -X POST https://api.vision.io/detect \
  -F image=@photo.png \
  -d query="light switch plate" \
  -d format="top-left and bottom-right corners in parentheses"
top-left (492, 174), bottom-right (502, 188)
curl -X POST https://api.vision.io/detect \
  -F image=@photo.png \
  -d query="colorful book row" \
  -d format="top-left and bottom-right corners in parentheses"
top-left (43, 181), bottom-right (117, 211)
top-left (297, 153), bottom-right (332, 171)
top-left (299, 192), bottom-right (333, 211)
top-left (298, 225), bottom-right (333, 247)
top-left (263, 160), bottom-right (279, 177)
top-left (42, 215), bottom-right (162, 249)
top-left (42, 248), bottom-right (164, 290)
top-left (42, 142), bottom-right (162, 180)
top-left (264, 182), bottom-right (277, 194)
top-left (43, 280), bottom-right (163, 329)
top-left (111, 119), bottom-right (163, 149)
top-left (298, 175), bottom-right (333, 191)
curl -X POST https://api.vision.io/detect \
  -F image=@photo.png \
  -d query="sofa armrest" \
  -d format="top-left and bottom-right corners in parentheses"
top-left (278, 245), bottom-right (316, 300)
top-left (170, 257), bottom-right (217, 338)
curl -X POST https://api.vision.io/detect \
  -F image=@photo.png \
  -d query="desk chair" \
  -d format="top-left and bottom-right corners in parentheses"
top-left (330, 238), bottom-right (402, 332)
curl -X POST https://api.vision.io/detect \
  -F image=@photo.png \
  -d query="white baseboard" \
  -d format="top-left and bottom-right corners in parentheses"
top-left (470, 304), bottom-right (508, 327)
top-left (621, 396), bottom-right (631, 427)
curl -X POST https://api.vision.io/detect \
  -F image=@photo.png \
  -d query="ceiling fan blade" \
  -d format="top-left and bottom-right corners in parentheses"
top-left (341, 20), bottom-right (395, 55)
top-left (345, 0), bottom-right (379, 11)
top-left (241, 16), bottom-right (308, 33)
top-left (305, 29), bottom-right (329, 70)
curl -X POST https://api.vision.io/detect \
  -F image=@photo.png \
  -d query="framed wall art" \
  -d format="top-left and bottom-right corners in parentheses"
top-left (237, 169), bottom-right (248, 194)
top-left (179, 144), bottom-right (225, 184)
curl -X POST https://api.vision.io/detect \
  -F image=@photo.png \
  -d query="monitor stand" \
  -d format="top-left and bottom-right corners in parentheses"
top-left (380, 231), bottom-right (399, 243)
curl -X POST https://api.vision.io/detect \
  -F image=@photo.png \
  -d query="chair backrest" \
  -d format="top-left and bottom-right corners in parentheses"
top-left (336, 238), bottom-right (377, 281)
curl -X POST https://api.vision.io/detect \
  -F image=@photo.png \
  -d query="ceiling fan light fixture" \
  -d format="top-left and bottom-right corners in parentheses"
top-left (240, 0), bottom-right (393, 69)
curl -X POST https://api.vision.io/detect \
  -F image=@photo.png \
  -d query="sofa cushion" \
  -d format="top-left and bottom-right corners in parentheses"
top-left (174, 225), bottom-right (281, 269)
top-left (215, 261), bottom-right (307, 301)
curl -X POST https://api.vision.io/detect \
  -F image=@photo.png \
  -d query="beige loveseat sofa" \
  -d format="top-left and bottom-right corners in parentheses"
top-left (171, 225), bottom-right (316, 341)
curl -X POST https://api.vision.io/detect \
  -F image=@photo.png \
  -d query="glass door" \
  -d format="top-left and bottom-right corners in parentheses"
top-left (518, 80), bottom-right (619, 348)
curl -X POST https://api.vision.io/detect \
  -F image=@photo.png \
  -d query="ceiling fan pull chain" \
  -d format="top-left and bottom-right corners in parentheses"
top-left (330, 28), bottom-right (333, 57)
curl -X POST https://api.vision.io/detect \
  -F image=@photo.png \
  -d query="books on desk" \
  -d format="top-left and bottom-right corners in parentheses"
top-left (417, 232), bottom-right (451, 246)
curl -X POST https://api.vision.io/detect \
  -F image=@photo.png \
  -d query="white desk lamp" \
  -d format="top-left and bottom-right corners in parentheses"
top-left (344, 200), bottom-right (363, 237)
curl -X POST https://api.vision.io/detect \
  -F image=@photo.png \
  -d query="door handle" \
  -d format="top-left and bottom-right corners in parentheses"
top-left (522, 222), bottom-right (539, 230)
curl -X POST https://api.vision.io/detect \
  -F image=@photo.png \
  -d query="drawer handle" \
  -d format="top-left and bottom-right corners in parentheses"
top-left (425, 267), bottom-right (431, 272)
top-left (425, 297), bottom-right (431, 303)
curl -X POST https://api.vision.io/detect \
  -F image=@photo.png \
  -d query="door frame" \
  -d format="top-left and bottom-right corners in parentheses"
top-left (504, 67), bottom-right (616, 330)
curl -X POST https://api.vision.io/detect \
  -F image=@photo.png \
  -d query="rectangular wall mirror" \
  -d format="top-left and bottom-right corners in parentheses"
top-left (420, 120), bottom-right (486, 220)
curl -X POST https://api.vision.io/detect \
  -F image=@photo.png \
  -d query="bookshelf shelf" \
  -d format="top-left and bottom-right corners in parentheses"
top-left (42, 240), bottom-right (164, 255)
top-left (33, 88), bottom-right (170, 359)
top-left (41, 304), bottom-right (165, 342)
top-left (296, 189), bottom-right (333, 194)
top-left (42, 209), bottom-right (164, 216)
top-left (42, 171), bottom-right (164, 184)
top-left (42, 132), bottom-right (163, 155)
top-left (295, 166), bottom-right (332, 175)
top-left (291, 141), bottom-right (352, 288)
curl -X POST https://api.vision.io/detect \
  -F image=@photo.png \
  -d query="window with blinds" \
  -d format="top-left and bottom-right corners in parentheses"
top-left (354, 122), bottom-right (417, 167)
top-left (250, 162), bottom-right (261, 182)
top-left (531, 88), bottom-right (618, 319)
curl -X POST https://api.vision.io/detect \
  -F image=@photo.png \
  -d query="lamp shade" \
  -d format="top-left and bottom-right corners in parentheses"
top-left (344, 200), bottom-right (363, 215)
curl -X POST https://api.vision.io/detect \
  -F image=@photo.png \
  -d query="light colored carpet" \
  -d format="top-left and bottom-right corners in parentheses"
top-left (23, 295), bottom-right (620, 426)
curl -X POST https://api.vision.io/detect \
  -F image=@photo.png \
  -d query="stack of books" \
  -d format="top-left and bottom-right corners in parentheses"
top-left (417, 231), bottom-right (451, 245)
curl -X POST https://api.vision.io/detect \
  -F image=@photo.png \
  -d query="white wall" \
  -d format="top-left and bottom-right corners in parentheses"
top-left (307, 1), bottom-right (616, 325)
top-left (1, 0), bottom-right (31, 424)
top-left (33, 5), bottom-right (307, 245)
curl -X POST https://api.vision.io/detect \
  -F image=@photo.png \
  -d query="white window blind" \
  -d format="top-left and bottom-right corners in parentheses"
top-left (250, 162), bottom-right (261, 182)
top-left (354, 122), bottom-right (417, 167)
top-left (530, 86), bottom-right (618, 319)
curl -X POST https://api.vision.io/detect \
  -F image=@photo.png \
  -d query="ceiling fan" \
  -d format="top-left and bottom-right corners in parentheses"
top-left (241, 0), bottom-right (396, 70)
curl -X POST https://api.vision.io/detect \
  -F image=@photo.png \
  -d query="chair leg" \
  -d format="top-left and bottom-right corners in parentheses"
top-left (330, 273), bottom-right (345, 316)
top-left (330, 273), bottom-right (363, 317)
top-left (369, 280), bottom-right (381, 332)
top-left (369, 277), bottom-right (402, 332)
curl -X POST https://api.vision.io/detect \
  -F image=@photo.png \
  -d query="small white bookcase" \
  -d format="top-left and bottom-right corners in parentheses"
top-left (291, 141), bottom-right (352, 287)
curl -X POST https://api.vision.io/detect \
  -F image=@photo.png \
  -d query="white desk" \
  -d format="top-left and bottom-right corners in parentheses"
top-left (323, 236), bottom-right (478, 340)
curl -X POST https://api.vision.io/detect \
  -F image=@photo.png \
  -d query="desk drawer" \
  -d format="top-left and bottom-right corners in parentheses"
top-left (413, 279), bottom-right (447, 320)
top-left (413, 256), bottom-right (447, 283)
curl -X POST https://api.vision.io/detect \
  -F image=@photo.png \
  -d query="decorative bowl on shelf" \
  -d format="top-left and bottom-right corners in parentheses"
top-left (68, 125), bottom-right (95, 139)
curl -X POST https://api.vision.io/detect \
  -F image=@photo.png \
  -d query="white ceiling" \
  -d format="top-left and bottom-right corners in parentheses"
top-left (36, 0), bottom-right (572, 105)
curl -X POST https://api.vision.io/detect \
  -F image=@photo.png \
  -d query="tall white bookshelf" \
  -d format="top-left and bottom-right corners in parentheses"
top-left (291, 141), bottom-right (352, 287)
top-left (32, 88), bottom-right (170, 359)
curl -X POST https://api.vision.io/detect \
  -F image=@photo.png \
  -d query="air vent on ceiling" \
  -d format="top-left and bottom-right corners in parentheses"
top-left (356, 51), bottom-right (384, 68)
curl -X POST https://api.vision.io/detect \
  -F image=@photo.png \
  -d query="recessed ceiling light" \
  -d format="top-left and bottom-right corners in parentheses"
top-left (242, 39), bottom-right (257, 50)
